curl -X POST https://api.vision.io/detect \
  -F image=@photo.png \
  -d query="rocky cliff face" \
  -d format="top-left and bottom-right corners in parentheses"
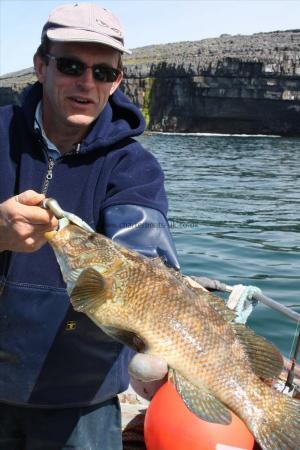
top-left (0, 68), bottom-right (37, 105)
top-left (1, 30), bottom-right (300, 135)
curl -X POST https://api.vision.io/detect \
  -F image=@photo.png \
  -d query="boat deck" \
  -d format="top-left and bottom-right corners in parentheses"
top-left (119, 385), bottom-right (148, 450)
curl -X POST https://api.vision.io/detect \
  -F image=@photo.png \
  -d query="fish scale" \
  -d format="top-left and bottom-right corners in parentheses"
top-left (45, 222), bottom-right (300, 450)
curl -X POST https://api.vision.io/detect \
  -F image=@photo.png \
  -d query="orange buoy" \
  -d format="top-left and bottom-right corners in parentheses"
top-left (144, 381), bottom-right (255, 450)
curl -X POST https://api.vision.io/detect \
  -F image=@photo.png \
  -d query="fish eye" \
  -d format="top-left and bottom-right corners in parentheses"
top-left (87, 234), bottom-right (97, 242)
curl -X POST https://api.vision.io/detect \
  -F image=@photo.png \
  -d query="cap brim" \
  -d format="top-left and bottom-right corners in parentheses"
top-left (46, 28), bottom-right (132, 55)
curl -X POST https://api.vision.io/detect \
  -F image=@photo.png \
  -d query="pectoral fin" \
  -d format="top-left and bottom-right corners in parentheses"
top-left (169, 369), bottom-right (232, 425)
top-left (70, 267), bottom-right (114, 313)
top-left (101, 326), bottom-right (146, 352)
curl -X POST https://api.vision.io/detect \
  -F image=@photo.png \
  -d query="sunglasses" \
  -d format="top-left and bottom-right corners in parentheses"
top-left (46, 53), bottom-right (121, 82)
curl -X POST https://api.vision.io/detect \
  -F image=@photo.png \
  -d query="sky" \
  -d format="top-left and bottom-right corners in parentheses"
top-left (1, 0), bottom-right (300, 75)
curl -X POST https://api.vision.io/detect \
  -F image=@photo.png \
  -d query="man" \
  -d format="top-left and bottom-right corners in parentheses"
top-left (0, 3), bottom-right (178, 449)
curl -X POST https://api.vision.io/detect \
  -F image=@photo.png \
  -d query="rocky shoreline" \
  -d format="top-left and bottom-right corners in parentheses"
top-left (1, 30), bottom-right (300, 135)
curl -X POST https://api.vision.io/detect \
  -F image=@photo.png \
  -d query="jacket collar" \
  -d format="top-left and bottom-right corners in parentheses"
top-left (22, 82), bottom-right (145, 153)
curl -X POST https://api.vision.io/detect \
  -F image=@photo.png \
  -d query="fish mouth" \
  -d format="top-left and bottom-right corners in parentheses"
top-left (44, 217), bottom-right (70, 241)
top-left (44, 230), bottom-right (57, 241)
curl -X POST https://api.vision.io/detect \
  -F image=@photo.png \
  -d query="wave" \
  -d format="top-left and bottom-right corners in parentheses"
top-left (148, 132), bottom-right (281, 138)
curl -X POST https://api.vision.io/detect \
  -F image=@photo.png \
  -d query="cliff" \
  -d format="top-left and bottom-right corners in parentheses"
top-left (1, 30), bottom-right (300, 135)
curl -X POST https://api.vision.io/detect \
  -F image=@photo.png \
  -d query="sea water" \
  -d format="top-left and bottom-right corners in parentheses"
top-left (138, 133), bottom-right (300, 358)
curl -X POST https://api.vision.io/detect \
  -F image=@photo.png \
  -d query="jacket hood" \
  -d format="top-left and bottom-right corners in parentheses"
top-left (22, 82), bottom-right (146, 153)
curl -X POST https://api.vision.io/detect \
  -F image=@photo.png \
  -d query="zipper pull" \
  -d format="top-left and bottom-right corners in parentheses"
top-left (42, 157), bottom-right (55, 195)
top-left (46, 158), bottom-right (55, 180)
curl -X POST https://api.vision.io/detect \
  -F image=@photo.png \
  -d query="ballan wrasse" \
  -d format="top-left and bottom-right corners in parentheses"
top-left (45, 222), bottom-right (300, 450)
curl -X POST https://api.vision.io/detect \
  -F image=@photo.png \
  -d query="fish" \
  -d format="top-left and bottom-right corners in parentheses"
top-left (45, 221), bottom-right (300, 450)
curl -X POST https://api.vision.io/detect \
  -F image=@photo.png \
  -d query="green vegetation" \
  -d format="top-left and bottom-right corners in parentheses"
top-left (141, 78), bottom-right (154, 128)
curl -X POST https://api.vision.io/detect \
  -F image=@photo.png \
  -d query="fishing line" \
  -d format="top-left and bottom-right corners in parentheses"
top-left (288, 318), bottom-right (300, 362)
top-left (284, 317), bottom-right (300, 392)
top-left (286, 304), bottom-right (300, 310)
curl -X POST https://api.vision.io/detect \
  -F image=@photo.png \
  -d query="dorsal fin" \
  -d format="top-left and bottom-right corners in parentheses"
top-left (202, 292), bottom-right (237, 322)
top-left (232, 323), bottom-right (283, 379)
top-left (193, 290), bottom-right (237, 323)
top-left (170, 271), bottom-right (237, 322)
top-left (150, 256), bottom-right (169, 270)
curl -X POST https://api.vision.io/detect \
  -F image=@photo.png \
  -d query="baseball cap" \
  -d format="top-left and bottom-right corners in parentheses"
top-left (41, 2), bottom-right (131, 54)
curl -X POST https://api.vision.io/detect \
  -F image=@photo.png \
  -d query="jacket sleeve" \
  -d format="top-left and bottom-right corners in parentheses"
top-left (99, 144), bottom-right (180, 270)
top-left (102, 204), bottom-right (180, 270)
top-left (100, 143), bottom-right (168, 216)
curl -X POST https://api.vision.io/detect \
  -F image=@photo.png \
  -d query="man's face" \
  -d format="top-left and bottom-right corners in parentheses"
top-left (34, 41), bottom-right (123, 137)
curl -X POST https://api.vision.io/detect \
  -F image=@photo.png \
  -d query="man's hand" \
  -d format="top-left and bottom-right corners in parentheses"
top-left (0, 190), bottom-right (58, 253)
top-left (128, 353), bottom-right (168, 400)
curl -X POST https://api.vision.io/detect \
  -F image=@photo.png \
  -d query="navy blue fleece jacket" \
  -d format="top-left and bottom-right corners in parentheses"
top-left (0, 82), bottom-right (172, 407)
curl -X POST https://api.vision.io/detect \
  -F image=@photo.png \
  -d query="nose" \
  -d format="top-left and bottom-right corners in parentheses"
top-left (76, 67), bottom-right (96, 90)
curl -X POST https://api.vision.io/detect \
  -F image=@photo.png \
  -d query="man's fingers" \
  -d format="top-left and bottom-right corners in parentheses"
top-left (128, 353), bottom-right (168, 382)
top-left (14, 192), bottom-right (58, 227)
top-left (16, 190), bottom-right (45, 206)
top-left (15, 203), bottom-right (58, 227)
top-left (0, 193), bottom-right (58, 253)
top-left (25, 208), bottom-right (58, 227)
top-left (129, 354), bottom-right (168, 400)
top-left (20, 235), bottom-right (49, 253)
top-left (130, 377), bottom-right (166, 401)
top-left (18, 221), bottom-right (58, 236)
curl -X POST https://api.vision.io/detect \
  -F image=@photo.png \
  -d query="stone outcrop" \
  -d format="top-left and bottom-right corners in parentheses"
top-left (1, 30), bottom-right (300, 135)
top-left (0, 68), bottom-right (37, 105)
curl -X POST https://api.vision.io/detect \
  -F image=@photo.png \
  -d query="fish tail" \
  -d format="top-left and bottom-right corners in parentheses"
top-left (253, 389), bottom-right (300, 450)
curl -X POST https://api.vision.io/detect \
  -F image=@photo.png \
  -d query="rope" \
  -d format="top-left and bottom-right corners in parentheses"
top-left (191, 275), bottom-right (300, 323)
top-left (227, 284), bottom-right (261, 324)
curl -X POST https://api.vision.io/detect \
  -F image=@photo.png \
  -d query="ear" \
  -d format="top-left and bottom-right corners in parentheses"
top-left (109, 71), bottom-right (123, 96)
top-left (34, 53), bottom-right (47, 84)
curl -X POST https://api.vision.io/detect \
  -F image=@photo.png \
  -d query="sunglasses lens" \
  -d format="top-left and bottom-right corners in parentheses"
top-left (50, 55), bottom-right (120, 82)
top-left (56, 58), bottom-right (84, 76)
top-left (93, 66), bottom-right (120, 82)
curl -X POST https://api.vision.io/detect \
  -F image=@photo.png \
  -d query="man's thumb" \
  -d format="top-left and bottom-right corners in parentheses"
top-left (15, 190), bottom-right (45, 206)
top-left (128, 353), bottom-right (168, 382)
